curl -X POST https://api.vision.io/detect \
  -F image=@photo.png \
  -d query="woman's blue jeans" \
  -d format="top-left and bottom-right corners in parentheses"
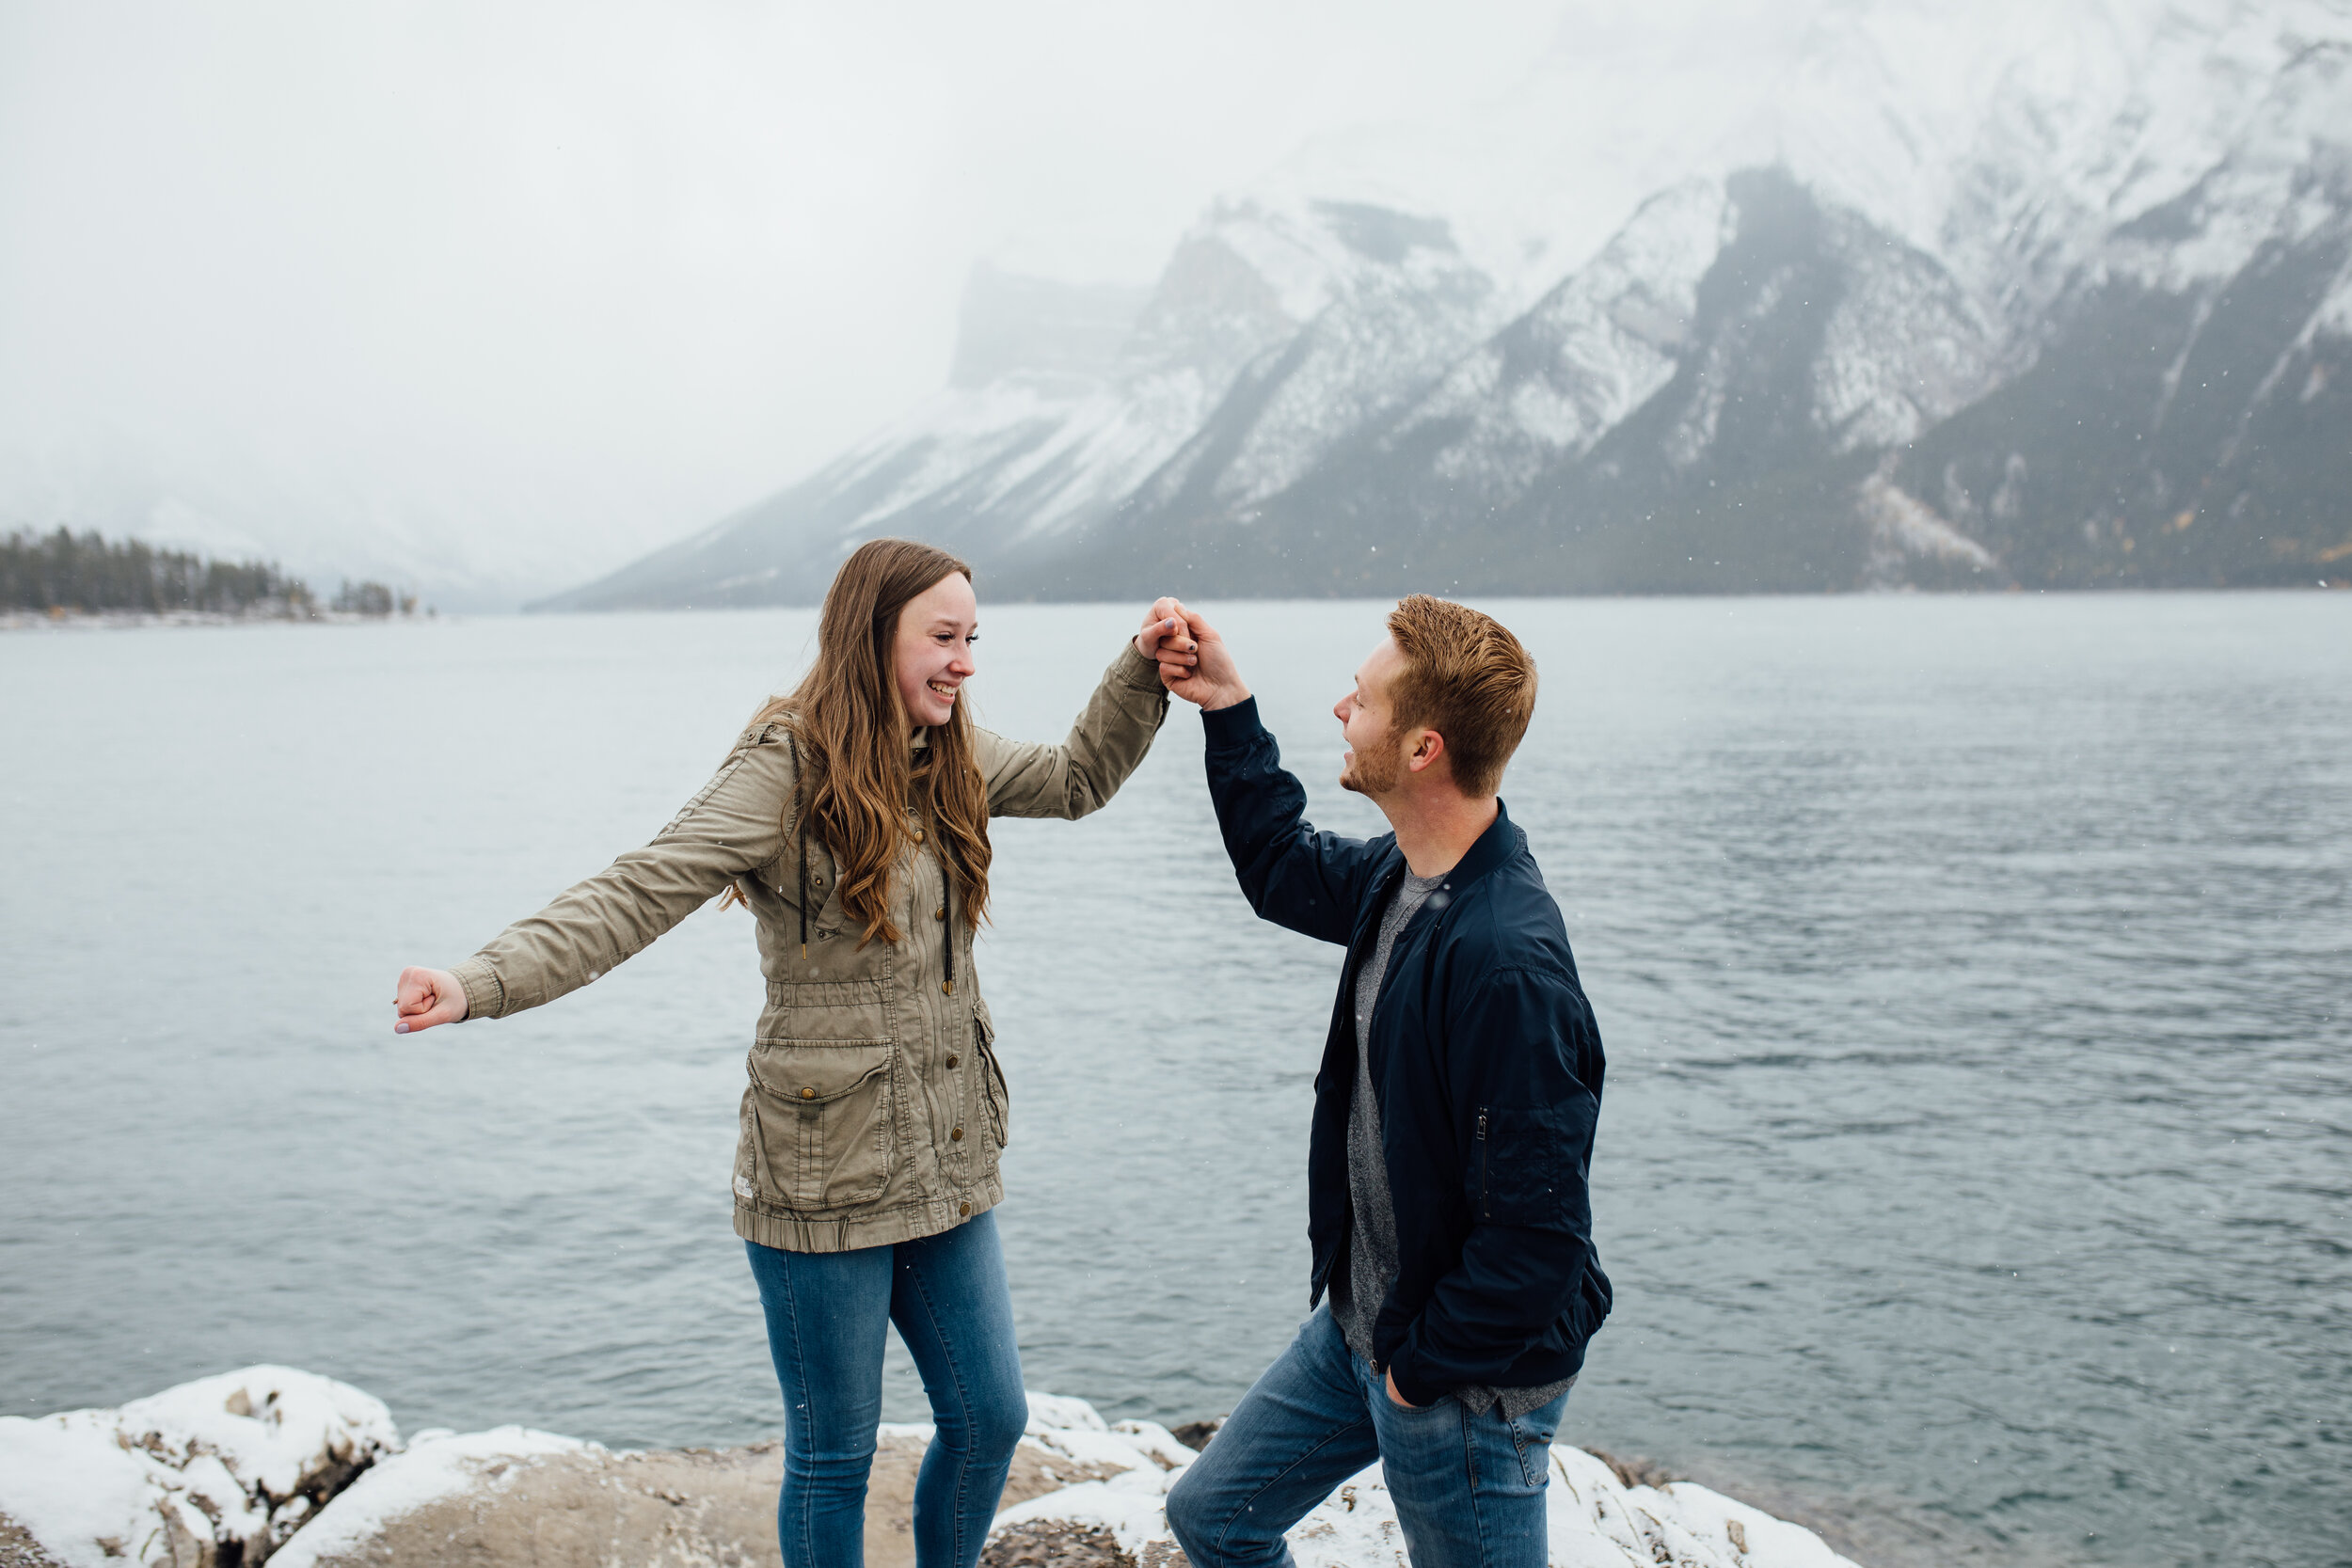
top-left (744, 1212), bottom-right (1028, 1568)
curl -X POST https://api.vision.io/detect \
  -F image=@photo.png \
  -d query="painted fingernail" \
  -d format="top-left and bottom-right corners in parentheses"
top-left (393, 1021), bottom-right (410, 1034)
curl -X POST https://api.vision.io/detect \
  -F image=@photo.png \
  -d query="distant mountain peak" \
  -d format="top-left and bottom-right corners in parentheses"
top-left (534, 0), bottom-right (2352, 610)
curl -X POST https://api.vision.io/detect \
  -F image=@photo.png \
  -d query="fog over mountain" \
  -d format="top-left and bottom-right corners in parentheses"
top-left (545, 0), bottom-right (2352, 608)
top-left (0, 0), bottom-right (1568, 610)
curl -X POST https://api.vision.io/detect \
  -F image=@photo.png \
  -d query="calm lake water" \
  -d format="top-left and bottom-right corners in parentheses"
top-left (2, 595), bottom-right (2346, 1568)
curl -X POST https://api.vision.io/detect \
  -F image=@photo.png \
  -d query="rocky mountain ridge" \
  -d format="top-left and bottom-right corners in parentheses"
top-left (539, 0), bottom-right (2352, 609)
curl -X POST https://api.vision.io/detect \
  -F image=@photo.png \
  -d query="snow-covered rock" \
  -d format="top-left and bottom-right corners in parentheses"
top-left (0, 1366), bottom-right (398, 1568)
top-left (262, 1427), bottom-right (590, 1568)
top-left (2, 1375), bottom-right (1867, 1568)
top-left (986, 1394), bottom-right (1862, 1568)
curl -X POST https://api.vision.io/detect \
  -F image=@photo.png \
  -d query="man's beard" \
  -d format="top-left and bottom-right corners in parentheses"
top-left (1340, 725), bottom-right (1402, 795)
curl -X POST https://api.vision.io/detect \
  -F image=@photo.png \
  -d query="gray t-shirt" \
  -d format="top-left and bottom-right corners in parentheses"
top-left (1328, 868), bottom-right (1575, 1421)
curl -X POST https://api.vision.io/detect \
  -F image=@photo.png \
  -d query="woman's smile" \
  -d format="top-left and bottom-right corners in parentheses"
top-left (894, 570), bottom-right (979, 728)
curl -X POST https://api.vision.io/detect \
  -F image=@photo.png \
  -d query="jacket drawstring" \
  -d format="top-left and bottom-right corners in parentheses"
top-left (938, 826), bottom-right (956, 995)
top-left (789, 734), bottom-right (809, 957)
top-left (787, 732), bottom-right (956, 986)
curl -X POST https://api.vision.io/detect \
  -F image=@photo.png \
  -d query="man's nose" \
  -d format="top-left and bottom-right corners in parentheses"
top-left (1332, 694), bottom-right (1349, 721)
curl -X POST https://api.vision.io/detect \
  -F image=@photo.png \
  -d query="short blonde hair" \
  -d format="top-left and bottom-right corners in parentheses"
top-left (1383, 595), bottom-right (1536, 796)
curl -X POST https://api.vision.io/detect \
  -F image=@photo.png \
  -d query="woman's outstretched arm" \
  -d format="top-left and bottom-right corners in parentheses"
top-left (391, 725), bottom-right (798, 1033)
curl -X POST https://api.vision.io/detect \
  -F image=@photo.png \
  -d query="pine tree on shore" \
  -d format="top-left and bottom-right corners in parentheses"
top-left (0, 528), bottom-right (316, 616)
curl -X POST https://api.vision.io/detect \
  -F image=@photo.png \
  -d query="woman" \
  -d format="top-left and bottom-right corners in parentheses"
top-left (391, 539), bottom-right (1195, 1568)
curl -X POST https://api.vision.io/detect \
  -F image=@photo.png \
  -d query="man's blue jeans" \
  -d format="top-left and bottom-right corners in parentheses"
top-left (744, 1212), bottom-right (1028, 1568)
top-left (1166, 1305), bottom-right (1567, 1568)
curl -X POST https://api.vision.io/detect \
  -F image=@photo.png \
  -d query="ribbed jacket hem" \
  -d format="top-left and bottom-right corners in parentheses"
top-left (1110, 641), bottom-right (1170, 693)
top-left (450, 958), bottom-right (507, 1021)
top-left (733, 1173), bottom-right (1005, 1254)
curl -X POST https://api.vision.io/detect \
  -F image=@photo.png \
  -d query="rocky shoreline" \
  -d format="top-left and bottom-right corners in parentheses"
top-left (0, 610), bottom-right (430, 632)
top-left (0, 1369), bottom-right (1858, 1568)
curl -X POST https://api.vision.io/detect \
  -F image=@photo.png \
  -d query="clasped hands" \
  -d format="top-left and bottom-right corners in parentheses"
top-left (1133, 598), bottom-right (1249, 711)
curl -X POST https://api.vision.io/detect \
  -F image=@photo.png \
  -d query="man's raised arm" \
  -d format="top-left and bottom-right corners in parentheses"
top-left (1155, 602), bottom-right (1381, 948)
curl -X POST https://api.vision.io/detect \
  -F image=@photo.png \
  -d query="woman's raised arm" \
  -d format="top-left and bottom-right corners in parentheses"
top-left (976, 604), bottom-right (1191, 820)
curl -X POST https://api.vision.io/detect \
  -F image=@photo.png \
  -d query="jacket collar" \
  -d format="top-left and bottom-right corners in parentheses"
top-left (1422, 798), bottom-right (1520, 895)
top-left (1366, 797), bottom-right (1521, 911)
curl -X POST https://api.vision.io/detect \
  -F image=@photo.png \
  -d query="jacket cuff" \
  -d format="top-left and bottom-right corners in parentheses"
top-left (1200, 695), bottom-right (1264, 751)
top-left (450, 958), bottom-right (506, 1022)
top-left (1110, 641), bottom-right (1168, 694)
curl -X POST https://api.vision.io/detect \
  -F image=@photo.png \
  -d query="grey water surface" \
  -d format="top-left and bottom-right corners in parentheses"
top-left (2, 595), bottom-right (2345, 1568)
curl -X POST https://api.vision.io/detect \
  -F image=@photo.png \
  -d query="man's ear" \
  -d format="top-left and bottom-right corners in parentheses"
top-left (1406, 729), bottom-right (1447, 776)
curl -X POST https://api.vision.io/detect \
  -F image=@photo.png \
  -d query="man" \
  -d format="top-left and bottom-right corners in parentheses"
top-left (1148, 594), bottom-right (1610, 1568)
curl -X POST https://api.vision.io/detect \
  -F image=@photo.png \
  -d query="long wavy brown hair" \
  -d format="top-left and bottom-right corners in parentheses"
top-left (740, 539), bottom-right (991, 945)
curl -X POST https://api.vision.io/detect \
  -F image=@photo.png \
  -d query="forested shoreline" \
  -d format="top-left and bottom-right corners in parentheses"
top-left (2, 528), bottom-right (410, 619)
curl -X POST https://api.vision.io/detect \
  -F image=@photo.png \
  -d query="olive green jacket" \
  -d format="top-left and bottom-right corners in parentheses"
top-left (449, 641), bottom-right (1169, 1252)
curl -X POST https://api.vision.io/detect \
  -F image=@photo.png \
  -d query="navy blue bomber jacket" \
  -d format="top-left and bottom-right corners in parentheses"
top-left (1201, 698), bottom-right (1612, 1407)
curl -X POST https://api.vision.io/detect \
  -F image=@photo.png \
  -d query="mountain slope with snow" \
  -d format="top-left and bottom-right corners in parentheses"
top-left (547, 0), bottom-right (2352, 609)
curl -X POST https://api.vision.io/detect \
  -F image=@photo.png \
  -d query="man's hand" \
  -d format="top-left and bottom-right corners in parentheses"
top-left (1384, 1368), bottom-right (1422, 1410)
top-left (394, 966), bottom-right (469, 1034)
top-left (1136, 598), bottom-right (1199, 675)
top-left (1155, 602), bottom-right (1250, 711)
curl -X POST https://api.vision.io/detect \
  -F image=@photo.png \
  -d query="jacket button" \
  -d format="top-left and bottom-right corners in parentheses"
top-left (946, 1053), bottom-right (960, 1069)
top-left (935, 906), bottom-right (946, 921)
top-left (950, 1126), bottom-right (963, 1141)
top-left (942, 980), bottom-right (954, 995)
top-left (800, 1086), bottom-right (816, 1101)
top-left (913, 828), bottom-right (926, 844)
top-left (960, 1202), bottom-right (971, 1216)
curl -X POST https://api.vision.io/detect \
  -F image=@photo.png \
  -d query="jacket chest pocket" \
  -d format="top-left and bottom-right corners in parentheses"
top-left (747, 1041), bottom-right (897, 1211)
top-left (762, 840), bottom-right (846, 939)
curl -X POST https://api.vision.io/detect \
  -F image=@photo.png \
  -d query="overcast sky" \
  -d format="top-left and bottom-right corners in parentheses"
top-left (0, 0), bottom-right (1824, 597)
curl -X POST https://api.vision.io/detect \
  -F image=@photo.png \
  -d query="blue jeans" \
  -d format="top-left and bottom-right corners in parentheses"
top-left (744, 1212), bottom-right (1027, 1568)
top-left (1166, 1305), bottom-right (1567, 1568)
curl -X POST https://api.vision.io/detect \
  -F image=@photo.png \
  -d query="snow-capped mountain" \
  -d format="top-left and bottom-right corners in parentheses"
top-left (542, 0), bottom-right (2352, 609)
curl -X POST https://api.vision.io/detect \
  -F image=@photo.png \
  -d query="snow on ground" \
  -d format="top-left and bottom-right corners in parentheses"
top-left (991, 1395), bottom-right (1863, 1568)
top-left (265, 1426), bottom-right (593, 1568)
top-left (4, 1373), bottom-right (1858, 1568)
top-left (0, 1366), bottom-right (397, 1568)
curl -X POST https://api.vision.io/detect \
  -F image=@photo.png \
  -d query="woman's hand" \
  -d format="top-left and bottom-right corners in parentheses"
top-left (1136, 598), bottom-right (1199, 673)
top-left (394, 966), bottom-right (469, 1034)
top-left (1153, 602), bottom-right (1249, 711)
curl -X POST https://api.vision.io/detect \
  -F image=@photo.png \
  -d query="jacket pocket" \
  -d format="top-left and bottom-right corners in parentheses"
top-left (746, 1040), bottom-right (897, 1210)
top-left (975, 1016), bottom-right (1009, 1149)
top-left (761, 977), bottom-right (889, 1040)
top-left (1470, 1100), bottom-right (1596, 1229)
top-left (764, 838), bottom-right (846, 934)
